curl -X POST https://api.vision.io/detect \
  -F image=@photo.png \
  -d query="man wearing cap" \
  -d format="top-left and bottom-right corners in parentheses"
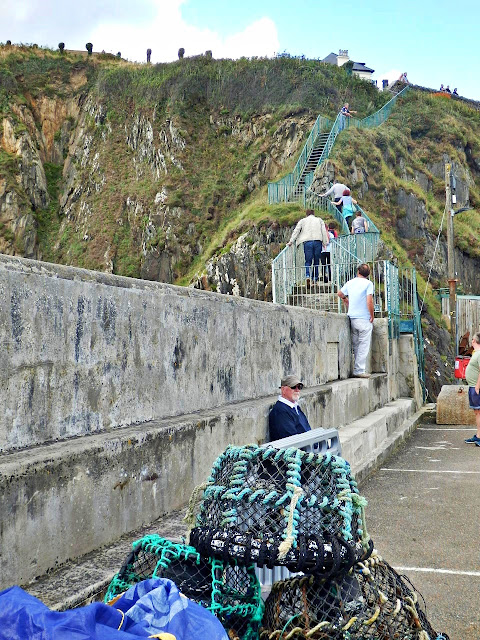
top-left (268, 374), bottom-right (312, 441)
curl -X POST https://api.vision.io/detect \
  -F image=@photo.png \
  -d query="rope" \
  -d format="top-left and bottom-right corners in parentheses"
top-left (116, 609), bottom-right (125, 630)
top-left (183, 481), bottom-right (207, 543)
top-left (278, 486), bottom-right (304, 559)
top-left (420, 204), bottom-right (447, 314)
top-left (278, 613), bottom-right (300, 640)
top-left (352, 493), bottom-right (370, 544)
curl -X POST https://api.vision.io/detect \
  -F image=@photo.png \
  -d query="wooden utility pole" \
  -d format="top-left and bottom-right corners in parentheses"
top-left (445, 163), bottom-right (457, 338)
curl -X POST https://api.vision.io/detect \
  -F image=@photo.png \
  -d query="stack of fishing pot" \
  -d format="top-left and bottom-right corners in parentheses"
top-left (187, 444), bottom-right (448, 640)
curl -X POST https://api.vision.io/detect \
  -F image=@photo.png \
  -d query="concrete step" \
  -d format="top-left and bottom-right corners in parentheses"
top-left (25, 509), bottom-right (187, 611)
top-left (22, 402), bottom-right (430, 613)
top-left (340, 398), bottom-right (418, 481)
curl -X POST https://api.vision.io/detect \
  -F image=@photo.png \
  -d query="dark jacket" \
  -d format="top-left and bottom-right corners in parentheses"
top-left (268, 400), bottom-right (312, 441)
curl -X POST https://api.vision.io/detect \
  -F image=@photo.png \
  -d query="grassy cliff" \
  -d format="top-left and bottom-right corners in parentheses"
top-left (1, 46), bottom-right (479, 314)
top-left (0, 45), bottom-right (386, 276)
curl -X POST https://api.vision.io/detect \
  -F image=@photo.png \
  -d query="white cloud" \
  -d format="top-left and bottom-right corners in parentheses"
top-left (216, 17), bottom-right (279, 59)
top-left (373, 68), bottom-right (403, 89)
top-left (88, 0), bottom-right (279, 62)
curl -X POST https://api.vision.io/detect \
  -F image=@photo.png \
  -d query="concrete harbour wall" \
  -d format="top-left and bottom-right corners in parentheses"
top-left (0, 255), bottom-right (355, 452)
top-left (0, 254), bottom-right (418, 588)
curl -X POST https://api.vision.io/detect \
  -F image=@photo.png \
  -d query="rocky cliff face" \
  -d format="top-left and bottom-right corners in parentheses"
top-left (1, 71), bottom-right (316, 281)
top-left (2, 52), bottom-right (480, 399)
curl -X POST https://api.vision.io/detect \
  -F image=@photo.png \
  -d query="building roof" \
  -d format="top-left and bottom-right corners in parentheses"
top-left (352, 62), bottom-right (375, 74)
top-left (322, 52), bottom-right (339, 65)
top-left (321, 52), bottom-right (375, 74)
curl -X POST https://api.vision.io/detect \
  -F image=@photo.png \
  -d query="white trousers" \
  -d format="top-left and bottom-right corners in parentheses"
top-left (350, 318), bottom-right (373, 375)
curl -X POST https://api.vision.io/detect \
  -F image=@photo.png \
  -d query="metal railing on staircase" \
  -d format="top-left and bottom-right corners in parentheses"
top-left (268, 85), bottom-right (410, 205)
top-left (267, 115), bottom-right (333, 204)
top-left (269, 84), bottom-right (425, 399)
top-left (271, 255), bottom-right (426, 400)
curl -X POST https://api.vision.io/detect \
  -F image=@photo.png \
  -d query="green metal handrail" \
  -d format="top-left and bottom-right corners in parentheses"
top-left (272, 250), bottom-right (426, 399)
top-left (268, 85), bottom-right (410, 204)
top-left (267, 115), bottom-right (333, 203)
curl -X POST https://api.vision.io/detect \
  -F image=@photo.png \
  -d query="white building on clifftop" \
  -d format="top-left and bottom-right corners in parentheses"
top-left (322, 49), bottom-right (375, 82)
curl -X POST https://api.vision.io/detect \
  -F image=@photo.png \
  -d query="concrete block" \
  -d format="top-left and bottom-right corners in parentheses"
top-left (398, 334), bottom-right (423, 410)
top-left (436, 385), bottom-right (476, 425)
top-left (0, 254), bottom-right (358, 453)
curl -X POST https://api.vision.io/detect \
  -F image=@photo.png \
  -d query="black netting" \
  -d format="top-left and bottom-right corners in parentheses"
top-left (191, 445), bottom-right (370, 575)
top-left (190, 527), bottom-right (373, 576)
top-left (261, 553), bottom-right (450, 640)
top-left (105, 535), bottom-right (263, 640)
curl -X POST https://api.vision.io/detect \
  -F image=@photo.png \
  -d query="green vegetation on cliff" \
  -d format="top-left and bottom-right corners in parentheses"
top-left (0, 45), bottom-right (479, 313)
top-left (94, 54), bottom-right (387, 117)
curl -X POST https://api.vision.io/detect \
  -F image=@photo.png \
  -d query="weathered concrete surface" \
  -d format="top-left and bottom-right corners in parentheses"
top-left (0, 254), bottom-right (360, 452)
top-left (341, 398), bottom-right (416, 479)
top-left (26, 509), bottom-right (187, 611)
top-left (362, 419), bottom-right (480, 640)
top-left (0, 255), bottom-right (421, 591)
top-left (398, 334), bottom-right (423, 410)
top-left (437, 384), bottom-right (476, 425)
top-left (0, 375), bottom-right (393, 589)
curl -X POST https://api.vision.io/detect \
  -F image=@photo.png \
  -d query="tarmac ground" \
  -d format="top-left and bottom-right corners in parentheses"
top-left (361, 421), bottom-right (480, 640)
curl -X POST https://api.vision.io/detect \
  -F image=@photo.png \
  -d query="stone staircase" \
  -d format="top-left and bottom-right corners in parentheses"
top-left (288, 282), bottom-right (338, 311)
top-left (18, 373), bottom-right (424, 612)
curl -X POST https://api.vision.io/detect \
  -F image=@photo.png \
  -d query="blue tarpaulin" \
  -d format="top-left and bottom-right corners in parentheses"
top-left (0, 578), bottom-right (228, 640)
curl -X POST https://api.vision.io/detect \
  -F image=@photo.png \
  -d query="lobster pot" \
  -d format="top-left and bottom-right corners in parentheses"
top-left (190, 445), bottom-right (371, 575)
top-left (105, 535), bottom-right (263, 640)
top-left (260, 552), bottom-right (449, 640)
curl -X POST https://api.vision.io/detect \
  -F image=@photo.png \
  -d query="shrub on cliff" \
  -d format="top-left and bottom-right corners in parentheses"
top-left (94, 56), bottom-right (387, 119)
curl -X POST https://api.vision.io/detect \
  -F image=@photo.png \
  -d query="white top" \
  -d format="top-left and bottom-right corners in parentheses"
top-left (289, 215), bottom-right (329, 246)
top-left (322, 230), bottom-right (335, 253)
top-left (323, 183), bottom-right (347, 199)
top-left (278, 396), bottom-right (299, 413)
top-left (340, 277), bottom-right (374, 319)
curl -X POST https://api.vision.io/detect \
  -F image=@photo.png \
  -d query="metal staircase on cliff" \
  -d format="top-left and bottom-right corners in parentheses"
top-left (268, 85), bottom-right (410, 232)
top-left (290, 132), bottom-right (330, 199)
top-left (269, 85), bottom-right (425, 400)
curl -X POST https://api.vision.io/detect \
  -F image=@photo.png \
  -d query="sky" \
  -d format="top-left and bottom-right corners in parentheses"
top-left (2, 0), bottom-right (480, 101)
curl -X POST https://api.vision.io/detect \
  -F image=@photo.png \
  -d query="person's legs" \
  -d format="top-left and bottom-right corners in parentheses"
top-left (303, 241), bottom-right (313, 281)
top-left (350, 318), bottom-right (373, 375)
top-left (320, 251), bottom-right (331, 282)
top-left (312, 240), bottom-right (322, 281)
top-left (465, 389), bottom-right (480, 443)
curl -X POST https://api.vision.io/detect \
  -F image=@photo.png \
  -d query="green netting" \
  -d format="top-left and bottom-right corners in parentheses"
top-left (189, 445), bottom-right (371, 575)
top-left (260, 552), bottom-right (449, 640)
top-left (105, 535), bottom-right (264, 640)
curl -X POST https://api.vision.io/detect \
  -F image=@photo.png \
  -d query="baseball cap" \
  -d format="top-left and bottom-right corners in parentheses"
top-left (280, 375), bottom-right (304, 389)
